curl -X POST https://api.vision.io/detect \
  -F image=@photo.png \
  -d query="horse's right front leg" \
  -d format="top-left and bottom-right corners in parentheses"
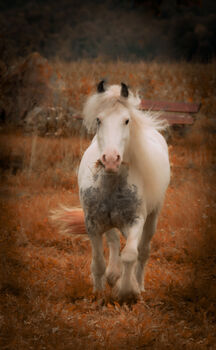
top-left (89, 231), bottom-right (106, 292)
top-left (105, 229), bottom-right (121, 287)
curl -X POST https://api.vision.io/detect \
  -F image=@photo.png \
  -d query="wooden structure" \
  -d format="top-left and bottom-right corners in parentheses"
top-left (140, 99), bottom-right (201, 125)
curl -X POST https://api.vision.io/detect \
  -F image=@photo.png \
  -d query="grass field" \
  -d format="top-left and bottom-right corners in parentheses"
top-left (0, 60), bottom-right (216, 349)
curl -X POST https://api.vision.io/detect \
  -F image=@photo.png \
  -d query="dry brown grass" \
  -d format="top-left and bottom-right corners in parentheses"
top-left (53, 59), bottom-right (216, 115)
top-left (0, 60), bottom-right (216, 350)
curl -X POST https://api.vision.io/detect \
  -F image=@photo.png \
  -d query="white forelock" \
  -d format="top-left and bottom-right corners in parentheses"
top-left (82, 84), bottom-right (168, 134)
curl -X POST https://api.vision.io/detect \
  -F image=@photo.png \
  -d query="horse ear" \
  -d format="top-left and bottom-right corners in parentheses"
top-left (97, 80), bottom-right (106, 93)
top-left (121, 82), bottom-right (129, 98)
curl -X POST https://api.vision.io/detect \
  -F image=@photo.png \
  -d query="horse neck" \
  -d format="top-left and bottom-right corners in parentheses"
top-left (127, 123), bottom-right (154, 180)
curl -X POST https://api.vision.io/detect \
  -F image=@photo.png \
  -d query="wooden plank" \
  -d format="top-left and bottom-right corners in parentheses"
top-left (71, 115), bottom-right (83, 120)
top-left (159, 113), bottom-right (194, 125)
top-left (141, 99), bottom-right (200, 113)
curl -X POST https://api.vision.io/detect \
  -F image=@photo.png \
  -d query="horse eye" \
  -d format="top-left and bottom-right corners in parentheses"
top-left (125, 119), bottom-right (129, 125)
top-left (96, 118), bottom-right (101, 126)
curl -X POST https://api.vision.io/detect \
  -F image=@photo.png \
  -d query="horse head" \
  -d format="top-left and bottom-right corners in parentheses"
top-left (96, 81), bottom-right (130, 173)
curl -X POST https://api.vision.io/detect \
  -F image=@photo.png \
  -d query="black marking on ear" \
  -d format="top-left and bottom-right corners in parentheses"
top-left (121, 82), bottom-right (129, 98)
top-left (97, 80), bottom-right (106, 93)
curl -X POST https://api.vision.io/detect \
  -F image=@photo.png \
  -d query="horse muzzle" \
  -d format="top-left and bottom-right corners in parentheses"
top-left (100, 150), bottom-right (121, 173)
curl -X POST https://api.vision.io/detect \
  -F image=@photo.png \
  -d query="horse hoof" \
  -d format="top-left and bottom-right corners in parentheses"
top-left (92, 274), bottom-right (106, 292)
top-left (140, 284), bottom-right (145, 292)
top-left (114, 289), bottom-right (140, 304)
top-left (113, 278), bottom-right (140, 303)
top-left (106, 270), bottom-right (121, 287)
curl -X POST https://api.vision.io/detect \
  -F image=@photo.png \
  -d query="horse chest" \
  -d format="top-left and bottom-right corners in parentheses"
top-left (80, 172), bottom-right (141, 233)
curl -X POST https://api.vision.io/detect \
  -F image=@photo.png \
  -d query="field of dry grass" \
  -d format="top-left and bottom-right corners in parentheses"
top-left (0, 60), bottom-right (216, 349)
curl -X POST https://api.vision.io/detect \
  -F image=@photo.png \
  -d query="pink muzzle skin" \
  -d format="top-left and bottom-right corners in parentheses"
top-left (101, 151), bottom-right (121, 173)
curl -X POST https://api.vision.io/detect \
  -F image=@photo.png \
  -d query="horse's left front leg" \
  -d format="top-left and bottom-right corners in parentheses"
top-left (114, 217), bottom-right (145, 301)
top-left (136, 209), bottom-right (159, 292)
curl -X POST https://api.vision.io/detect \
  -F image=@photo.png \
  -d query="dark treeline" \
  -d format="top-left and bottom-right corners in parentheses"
top-left (0, 0), bottom-right (216, 63)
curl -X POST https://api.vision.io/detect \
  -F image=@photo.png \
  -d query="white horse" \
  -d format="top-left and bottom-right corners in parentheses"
top-left (77, 81), bottom-right (170, 301)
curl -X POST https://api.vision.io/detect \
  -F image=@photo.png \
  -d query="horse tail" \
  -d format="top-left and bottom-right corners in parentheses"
top-left (50, 206), bottom-right (86, 235)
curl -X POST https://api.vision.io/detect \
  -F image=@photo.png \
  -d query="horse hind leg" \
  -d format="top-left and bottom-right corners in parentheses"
top-left (105, 229), bottom-right (121, 287)
top-left (136, 210), bottom-right (159, 291)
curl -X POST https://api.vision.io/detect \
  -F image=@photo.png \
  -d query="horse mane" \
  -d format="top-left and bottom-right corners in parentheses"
top-left (82, 84), bottom-right (168, 134)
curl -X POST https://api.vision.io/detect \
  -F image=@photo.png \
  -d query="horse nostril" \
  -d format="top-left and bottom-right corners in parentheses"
top-left (102, 154), bottom-right (106, 163)
top-left (116, 155), bottom-right (121, 163)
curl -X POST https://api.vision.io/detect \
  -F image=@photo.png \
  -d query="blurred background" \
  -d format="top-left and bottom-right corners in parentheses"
top-left (1, 2), bottom-right (216, 349)
top-left (1, 0), bottom-right (216, 64)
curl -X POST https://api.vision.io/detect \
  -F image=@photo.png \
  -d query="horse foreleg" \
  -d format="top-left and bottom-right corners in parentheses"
top-left (89, 232), bottom-right (106, 292)
top-left (136, 210), bottom-right (159, 291)
top-left (105, 229), bottom-right (121, 287)
top-left (114, 217), bottom-right (145, 301)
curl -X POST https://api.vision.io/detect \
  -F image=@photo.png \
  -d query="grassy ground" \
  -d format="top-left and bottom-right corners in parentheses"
top-left (0, 60), bottom-right (216, 349)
